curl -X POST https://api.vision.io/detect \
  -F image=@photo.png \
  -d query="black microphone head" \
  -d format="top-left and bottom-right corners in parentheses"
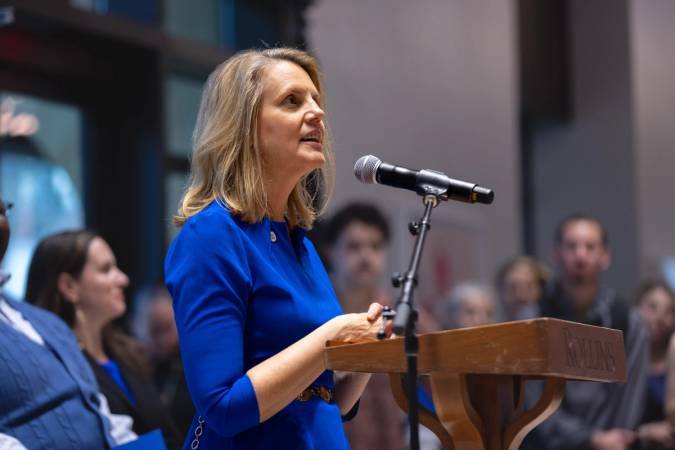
top-left (354, 155), bottom-right (382, 184)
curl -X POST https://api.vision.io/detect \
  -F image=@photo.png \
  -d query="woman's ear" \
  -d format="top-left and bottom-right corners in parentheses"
top-left (57, 272), bottom-right (79, 304)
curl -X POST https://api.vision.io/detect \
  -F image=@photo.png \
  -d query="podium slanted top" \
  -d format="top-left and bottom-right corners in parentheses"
top-left (325, 318), bottom-right (625, 383)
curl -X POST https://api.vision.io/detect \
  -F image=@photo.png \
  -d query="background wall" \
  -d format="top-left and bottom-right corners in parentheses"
top-left (630, 0), bottom-right (675, 282)
top-left (3, 0), bottom-right (675, 303)
top-left (307, 0), bottom-right (521, 294)
top-left (527, 0), bottom-right (675, 298)
top-left (530, 0), bottom-right (639, 297)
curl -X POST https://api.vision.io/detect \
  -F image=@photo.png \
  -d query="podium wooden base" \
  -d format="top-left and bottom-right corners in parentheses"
top-left (326, 318), bottom-right (626, 450)
top-left (390, 373), bottom-right (565, 450)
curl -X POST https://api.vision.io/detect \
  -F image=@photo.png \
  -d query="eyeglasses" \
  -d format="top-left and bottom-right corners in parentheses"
top-left (0, 202), bottom-right (13, 218)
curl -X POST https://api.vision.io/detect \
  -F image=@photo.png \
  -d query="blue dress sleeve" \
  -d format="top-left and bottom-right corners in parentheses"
top-left (165, 213), bottom-right (260, 437)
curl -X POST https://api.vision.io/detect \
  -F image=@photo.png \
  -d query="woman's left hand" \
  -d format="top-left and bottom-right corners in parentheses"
top-left (332, 302), bottom-right (393, 414)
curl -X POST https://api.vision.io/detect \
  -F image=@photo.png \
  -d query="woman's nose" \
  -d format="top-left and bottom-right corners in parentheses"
top-left (117, 269), bottom-right (130, 287)
top-left (306, 102), bottom-right (325, 122)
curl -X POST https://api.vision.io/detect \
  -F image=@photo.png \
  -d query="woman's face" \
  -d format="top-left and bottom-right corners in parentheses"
top-left (455, 293), bottom-right (495, 329)
top-left (256, 60), bottom-right (326, 183)
top-left (638, 286), bottom-right (675, 346)
top-left (501, 263), bottom-right (542, 310)
top-left (72, 237), bottom-right (129, 325)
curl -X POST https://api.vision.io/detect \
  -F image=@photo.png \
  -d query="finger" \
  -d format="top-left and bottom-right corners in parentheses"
top-left (366, 302), bottom-right (383, 321)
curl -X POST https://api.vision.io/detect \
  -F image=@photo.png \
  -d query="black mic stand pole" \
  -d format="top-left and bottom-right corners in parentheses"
top-left (390, 193), bottom-right (439, 450)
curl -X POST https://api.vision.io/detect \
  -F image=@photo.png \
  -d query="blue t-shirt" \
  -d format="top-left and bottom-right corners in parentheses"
top-left (165, 201), bottom-right (349, 450)
top-left (647, 373), bottom-right (666, 407)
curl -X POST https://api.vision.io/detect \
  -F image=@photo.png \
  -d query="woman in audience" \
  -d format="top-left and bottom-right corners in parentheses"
top-left (418, 282), bottom-right (498, 450)
top-left (25, 230), bottom-right (181, 450)
top-left (0, 198), bottom-right (136, 449)
top-left (496, 256), bottom-right (549, 321)
top-left (638, 280), bottom-right (675, 449)
top-left (438, 282), bottom-right (498, 329)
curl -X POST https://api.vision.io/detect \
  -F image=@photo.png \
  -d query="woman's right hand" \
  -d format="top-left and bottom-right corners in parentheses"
top-left (331, 302), bottom-right (393, 343)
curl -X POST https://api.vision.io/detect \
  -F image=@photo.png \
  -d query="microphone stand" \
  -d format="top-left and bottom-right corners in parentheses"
top-left (389, 193), bottom-right (439, 450)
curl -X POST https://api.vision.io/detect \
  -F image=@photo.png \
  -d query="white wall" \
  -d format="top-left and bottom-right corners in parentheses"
top-left (531, 0), bottom-right (640, 297)
top-left (630, 0), bottom-right (675, 279)
top-left (306, 0), bottom-right (521, 288)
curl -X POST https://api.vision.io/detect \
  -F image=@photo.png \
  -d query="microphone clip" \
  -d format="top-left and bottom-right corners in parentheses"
top-left (377, 306), bottom-right (396, 340)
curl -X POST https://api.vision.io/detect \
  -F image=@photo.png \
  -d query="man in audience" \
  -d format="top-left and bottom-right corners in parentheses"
top-left (0, 196), bottom-right (135, 449)
top-left (324, 203), bottom-right (392, 314)
top-left (324, 202), bottom-right (405, 450)
top-left (525, 214), bottom-right (648, 450)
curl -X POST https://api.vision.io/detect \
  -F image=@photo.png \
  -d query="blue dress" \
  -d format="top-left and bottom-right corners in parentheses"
top-left (165, 201), bottom-right (350, 450)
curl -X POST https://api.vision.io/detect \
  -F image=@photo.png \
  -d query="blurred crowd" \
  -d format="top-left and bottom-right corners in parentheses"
top-left (309, 203), bottom-right (675, 450)
top-left (1, 194), bottom-right (674, 450)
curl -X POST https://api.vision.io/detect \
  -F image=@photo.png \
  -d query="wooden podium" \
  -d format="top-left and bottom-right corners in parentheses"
top-left (325, 318), bottom-right (626, 450)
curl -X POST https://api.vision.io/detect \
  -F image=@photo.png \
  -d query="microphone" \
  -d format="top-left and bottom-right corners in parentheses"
top-left (354, 155), bottom-right (494, 204)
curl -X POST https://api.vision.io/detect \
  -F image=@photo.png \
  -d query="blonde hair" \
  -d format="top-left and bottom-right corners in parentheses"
top-left (174, 47), bottom-right (335, 229)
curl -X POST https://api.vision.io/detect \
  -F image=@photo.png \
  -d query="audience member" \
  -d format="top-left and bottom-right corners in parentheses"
top-left (496, 256), bottom-right (549, 321)
top-left (437, 282), bottom-right (497, 329)
top-left (416, 281), bottom-right (498, 450)
top-left (525, 214), bottom-right (649, 450)
top-left (132, 284), bottom-right (195, 437)
top-left (0, 197), bottom-right (135, 449)
top-left (26, 230), bottom-right (181, 449)
top-left (635, 280), bottom-right (675, 449)
top-left (324, 202), bottom-right (392, 312)
top-left (323, 202), bottom-right (405, 450)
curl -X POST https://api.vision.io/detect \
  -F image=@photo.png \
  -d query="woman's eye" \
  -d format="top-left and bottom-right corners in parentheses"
top-left (284, 94), bottom-right (299, 106)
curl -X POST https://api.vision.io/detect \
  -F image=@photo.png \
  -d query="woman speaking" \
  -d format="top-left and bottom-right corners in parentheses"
top-left (165, 47), bottom-right (388, 449)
